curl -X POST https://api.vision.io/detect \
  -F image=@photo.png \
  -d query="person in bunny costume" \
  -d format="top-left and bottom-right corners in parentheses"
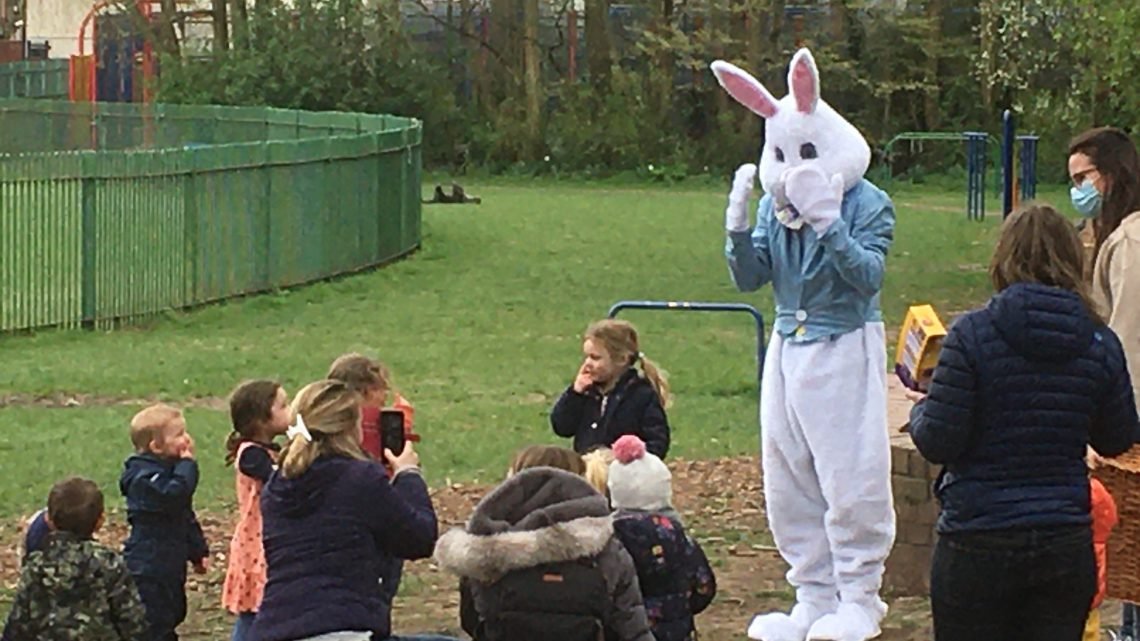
top-left (710, 49), bottom-right (896, 641)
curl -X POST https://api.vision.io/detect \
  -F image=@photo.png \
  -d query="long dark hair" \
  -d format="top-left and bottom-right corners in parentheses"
top-left (225, 380), bottom-right (281, 466)
top-left (1068, 127), bottom-right (1140, 259)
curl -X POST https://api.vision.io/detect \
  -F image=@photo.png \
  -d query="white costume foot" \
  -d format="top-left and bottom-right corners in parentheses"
top-left (805, 602), bottom-right (885, 641)
top-left (747, 602), bottom-right (835, 641)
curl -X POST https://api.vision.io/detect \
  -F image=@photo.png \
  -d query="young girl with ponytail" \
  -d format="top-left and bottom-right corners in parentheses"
top-left (551, 319), bottom-right (673, 458)
top-left (222, 380), bottom-right (291, 641)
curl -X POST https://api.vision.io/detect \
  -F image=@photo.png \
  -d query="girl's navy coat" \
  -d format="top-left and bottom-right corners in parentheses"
top-left (551, 369), bottom-right (671, 458)
top-left (909, 283), bottom-right (1140, 534)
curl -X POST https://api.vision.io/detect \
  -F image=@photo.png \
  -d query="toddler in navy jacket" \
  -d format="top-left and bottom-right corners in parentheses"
top-left (120, 404), bottom-right (209, 641)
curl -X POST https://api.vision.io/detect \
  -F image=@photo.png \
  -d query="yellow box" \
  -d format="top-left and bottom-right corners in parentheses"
top-left (895, 305), bottom-right (947, 392)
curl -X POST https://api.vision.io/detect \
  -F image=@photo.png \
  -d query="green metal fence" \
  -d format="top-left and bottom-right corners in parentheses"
top-left (0, 59), bottom-right (70, 100)
top-left (0, 100), bottom-right (422, 332)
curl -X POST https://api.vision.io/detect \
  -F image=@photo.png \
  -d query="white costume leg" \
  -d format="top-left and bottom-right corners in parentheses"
top-left (747, 331), bottom-right (838, 641)
top-left (784, 323), bottom-right (895, 641)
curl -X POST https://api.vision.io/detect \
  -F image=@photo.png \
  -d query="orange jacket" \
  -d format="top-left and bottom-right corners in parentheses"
top-left (1091, 478), bottom-right (1118, 609)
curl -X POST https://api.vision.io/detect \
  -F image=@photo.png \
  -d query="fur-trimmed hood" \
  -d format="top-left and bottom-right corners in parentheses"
top-left (434, 467), bottom-right (613, 582)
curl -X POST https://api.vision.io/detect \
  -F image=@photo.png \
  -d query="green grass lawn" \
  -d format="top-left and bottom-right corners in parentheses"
top-left (0, 179), bottom-right (1072, 517)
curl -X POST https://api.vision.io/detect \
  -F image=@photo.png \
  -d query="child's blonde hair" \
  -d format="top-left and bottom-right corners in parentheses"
top-left (508, 445), bottom-right (585, 477)
top-left (279, 380), bottom-right (366, 479)
top-left (130, 404), bottom-right (183, 452)
top-left (584, 319), bottom-right (672, 408)
top-left (582, 447), bottom-right (614, 496)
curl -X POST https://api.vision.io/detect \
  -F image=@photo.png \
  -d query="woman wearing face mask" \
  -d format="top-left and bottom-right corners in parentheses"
top-left (1070, 128), bottom-right (1140, 230)
top-left (1070, 127), bottom-right (1140, 364)
top-left (1068, 126), bottom-right (1140, 641)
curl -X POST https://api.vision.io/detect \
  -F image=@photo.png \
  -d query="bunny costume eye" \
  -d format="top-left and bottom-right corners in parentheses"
top-left (710, 49), bottom-right (871, 195)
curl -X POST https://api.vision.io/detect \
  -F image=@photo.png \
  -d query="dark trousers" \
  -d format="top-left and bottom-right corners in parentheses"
top-left (931, 525), bottom-right (1095, 641)
top-left (381, 558), bottom-right (405, 604)
top-left (133, 574), bottom-right (187, 641)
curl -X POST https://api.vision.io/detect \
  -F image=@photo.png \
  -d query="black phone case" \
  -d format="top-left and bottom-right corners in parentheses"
top-left (380, 410), bottom-right (405, 455)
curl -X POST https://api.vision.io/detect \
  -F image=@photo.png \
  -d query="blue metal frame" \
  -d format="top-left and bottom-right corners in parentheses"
top-left (606, 300), bottom-right (767, 423)
top-left (964, 131), bottom-right (987, 222)
top-left (1002, 110), bottom-right (1015, 218)
top-left (1017, 134), bottom-right (1039, 202)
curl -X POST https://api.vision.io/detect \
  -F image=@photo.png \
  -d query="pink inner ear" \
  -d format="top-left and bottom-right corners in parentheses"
top-left (791, 59), bottom-right (818, 114)
top-left (722, 75), bottom-right (778, 119)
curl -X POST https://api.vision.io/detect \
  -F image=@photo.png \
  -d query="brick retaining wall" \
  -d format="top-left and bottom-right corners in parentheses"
top-left (882, 377), bottom-right (940, 597)
top-left (885, 434), bottom-right (940, 596)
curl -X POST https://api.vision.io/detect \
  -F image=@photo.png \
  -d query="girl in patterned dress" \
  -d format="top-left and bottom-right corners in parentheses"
top-left (221, 380), bottom-right (292, 641)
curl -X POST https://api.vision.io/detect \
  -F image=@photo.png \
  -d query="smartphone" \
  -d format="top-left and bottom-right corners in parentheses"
top-left (380, 409), bottom-right (406, 456)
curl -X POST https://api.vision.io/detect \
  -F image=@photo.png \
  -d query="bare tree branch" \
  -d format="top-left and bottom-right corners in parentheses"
top-left (543, 0), bottom-right (572, 78)
top-left (408, 0), bottom-right (522, 84)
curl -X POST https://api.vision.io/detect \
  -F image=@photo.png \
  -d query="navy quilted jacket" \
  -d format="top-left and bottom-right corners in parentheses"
top-left (909, 283), bottom-right (1140, 534)
top-left (551, 369), bottom-right (671, 459)
top-left (119, 454), bottom-right (209, 580)
top-left (250, 457), bottom-right (438, 641)
top-left (612, 510), bottom-right (716, 641)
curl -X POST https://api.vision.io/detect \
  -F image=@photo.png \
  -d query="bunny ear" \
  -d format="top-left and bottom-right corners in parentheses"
top-left (788, 48), bottom-right (819, 115)
top-left (710, 60), bottom-right (779, 119)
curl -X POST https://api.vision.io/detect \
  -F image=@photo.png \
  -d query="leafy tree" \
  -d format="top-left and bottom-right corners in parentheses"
top-left (145, 0), bottom-right (1140, 178)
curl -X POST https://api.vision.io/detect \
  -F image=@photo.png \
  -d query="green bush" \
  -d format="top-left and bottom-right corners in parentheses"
top-left (157, 0), bottom-right (470, 165)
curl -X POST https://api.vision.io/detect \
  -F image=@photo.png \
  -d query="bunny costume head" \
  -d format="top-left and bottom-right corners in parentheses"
top-left (711, 49), bottom-right (870, 196)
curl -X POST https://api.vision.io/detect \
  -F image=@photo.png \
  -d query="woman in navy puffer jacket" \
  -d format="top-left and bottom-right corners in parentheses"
top-left (249, 379), bottom-right (456, 641)
top-left (908, 204), bottom-right (1140, 641)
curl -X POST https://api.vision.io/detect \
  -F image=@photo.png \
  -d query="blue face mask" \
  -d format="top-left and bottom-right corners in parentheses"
top-left (1071, 180), bottom-right (1102, 218)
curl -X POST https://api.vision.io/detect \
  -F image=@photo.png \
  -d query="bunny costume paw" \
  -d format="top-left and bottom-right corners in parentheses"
top-left (770, 180), bottom-right (805, 230)
top-left (726, 163), bottom-right (758, 232)
top-left (747, 602), bottom-right (834, 641)
top-left (805, 602), bottom-right (885, 641)
top-left (785, 165), bottom-right (844, 235)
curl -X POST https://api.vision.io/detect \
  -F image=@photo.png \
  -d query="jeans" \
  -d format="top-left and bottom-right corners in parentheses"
top-left (1124, 603), bottom-right (1138, 640)
top-left (296, 634), bottom-right (371, 641)
top-left (931, 524), bottom-right (1096, 641)
top-left (231, 612), bottom-right (256, 641)
top-left (292, 632), bottom-right (459, 641)
top-left (286, 632), bottom-right (460, 641)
